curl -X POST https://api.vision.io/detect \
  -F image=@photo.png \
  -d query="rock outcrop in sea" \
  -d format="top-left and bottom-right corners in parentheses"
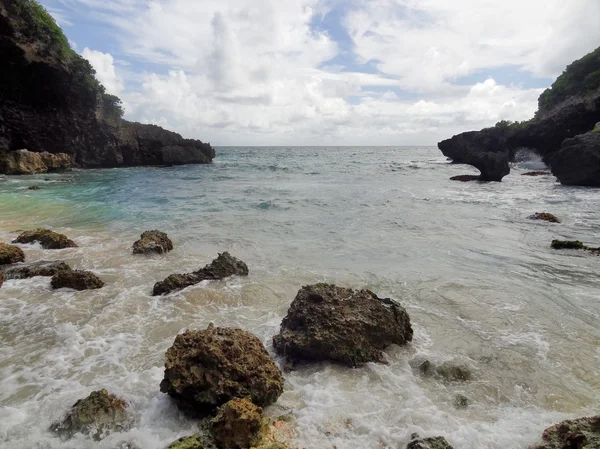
top-left (438, 47), bottom-right (600, 185)
top-left (3, 260), bottom-right (71, 279)
top-left (0, 0), bottom-right (214, 173)
top-left (528, 415), bottom-right (600, 449)
top-left (0, 242), bottom-right (25, 265)
top-left (13, 229), bottom-right (77, 249)
top-left (51, 269), bottom-right (104, 290)
top-left (133, 230), bottom-right (173, 255)
top-left (273, 284), bottom-right (413, 367)
top-left (210, 398), bottom-right (265, 449)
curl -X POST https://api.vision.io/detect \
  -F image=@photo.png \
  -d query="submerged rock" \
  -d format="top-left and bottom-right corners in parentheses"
top-left (435, 362), bottom-right (473, 382)
top-left (522, 171), bottom-right (552, 176)
top-left (50, 389), bottom-right (131, 441)
top-left (549, 131), bottom-right (600, 187)
top-left (211, 398), bottom-right (265, 449)
top-left (160, 325), bottom-right (284, 416)
top-left (449, 175), bottom-right (481, 182)
top-left (273, 284), bottom-right (413, 367)
top-left (51, 270), bottom-right (104, 290)
top-left (132, 230), bottom-right (173, 255)
top-left (407, 433), bottom-right (454, 449)
top-left (13, 228), bottom-right (77, 249)
top-left (0, 242), bottom-right (25, 265)
top-left (28, 185), bottom-right (40, 190)
top-left (453, 394), bottom-right (470, 409)
top-left (529, 213), bottom-right (560, 223)
top-left (551, 240), bottom-right (585, 250)
top-left (4, 260), bottom-right (71, 280)
top-left (152, 252), bottom-right (249, 296)
top-left (529, 415), bottom-right (600, 449)
top-left (164, 435), bottom-right (205, 449)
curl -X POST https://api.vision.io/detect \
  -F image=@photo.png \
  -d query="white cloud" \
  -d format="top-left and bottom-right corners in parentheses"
top-left (81, 48), bottom-right (124, 96)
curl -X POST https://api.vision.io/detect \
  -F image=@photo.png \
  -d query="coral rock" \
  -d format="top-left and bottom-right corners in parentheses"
top-left (211, 398), bottom-right (265, 449)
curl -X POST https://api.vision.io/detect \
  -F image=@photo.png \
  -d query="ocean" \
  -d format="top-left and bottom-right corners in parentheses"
top-left (0, 146), bottom-right (598, 449)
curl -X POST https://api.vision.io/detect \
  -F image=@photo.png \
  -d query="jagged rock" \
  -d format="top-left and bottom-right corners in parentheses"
top-left (449, 174), bottom-right (481, 182)
top-left (0, 242), bottom-right (25, 265)
top-left (529, 213), bottom-right (560, 223)
top-left (529, 416), bottom-right (600, 449)
top-left (551, 240), bottom-right (585, 250)
top-left (522, 171), bottom-right (551, 176)
top-left (0, 149), bottom-right (71, 175)
top-left (51, 269), bottom-right (104, 290)
top-left (407, 433), bottom-right (454, 449)
top-left (3, 260), bottom-right (71, 279)
top-left (549, 131), bottom-right (600, 186)
top-left (13, 228), bottom-right (77, 249)
top-left (152, 252), bottom-right (249, 296)
top-left (132, 230), bottom-right (173, 255)
top-left (273, 284), bottom-right (413, 367)
top-left (211, 398), bottom-right (265, 449)
top-left (160, 325), bottom-right (284, 416)
top-left (49, 389), bottom-right (131, 441)
top-left (39, 151), bottom-right (72, 172)
top-left (164, 435), bottom-right (205, 449)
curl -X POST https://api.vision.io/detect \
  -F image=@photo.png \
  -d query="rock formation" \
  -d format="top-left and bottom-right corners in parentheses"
top-left (13, 228), bottom-right (77, 249)
top-left (132, 230), bottom-right (173, 255)
top-left (0, 242), bottom-right (25, 265)
top-left (3, 260), bottom-right (71, 279)
top-left (0, 1), bottom-right (214, 174)
top-left (153, 252), bottom-right (249, 296)
top-left (51, 269), bottom-right (104, 290)
top-left (273, 284), bottom-right (413, 367)
top-left (529, 213), bottom-right (560, 223)
top-left (528, 416), bottom-right (599, 449)
top-left (50, 389), bottom-right (131, 441)
top-left (0, 149), bottom-right (71, 174)
top-left (160, 325), bottom-right (284, 416)
top-left (549, 131), bottom-right (600, 186)
top-left (211, 398), bottom-right (265, 449)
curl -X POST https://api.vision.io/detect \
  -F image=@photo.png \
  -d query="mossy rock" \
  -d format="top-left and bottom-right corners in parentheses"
top-left (164, 435), bottom-right (206, 449)
top-left (51, 269), bottom-right (104, 290)
top-left (132, 230), bottom-right (173, 255)
top-left (50, 389), bottom-right (131, 441)
top-left (13, 228), bottom-right (77, 249)
top-left (211, 398), bottom-right (265, 449)
top-left (551, 240), bottom-right (584, 250)
top-left (529, 212), bottom-right (560, 223)
top-left (529, 415), bottom-right (600, 449)
top-left (0, 243), bottom-right (25, 265)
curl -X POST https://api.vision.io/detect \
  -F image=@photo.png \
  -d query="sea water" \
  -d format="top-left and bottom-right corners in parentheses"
top-left (0, 147), bottom-right (598, 449)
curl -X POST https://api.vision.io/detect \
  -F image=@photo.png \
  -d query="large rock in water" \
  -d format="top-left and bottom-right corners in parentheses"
top-left (50, 389), bottom-right (132, 441)
top-left (0, 242), bottom-right (25, 265)
top-left (51, 269), bottom-right (104, 290)
top-left (160, 325), bottom-right (284, 416)
top-left (273, 284), bottom-right (413, 367)
top-left (3, 260), bottom-right (71, 279)
top-left (132, 230), bottom-right (173, 255)
top-left (549, 131), bottom-right (600, 186)
top-left (152, 252), bottom-right (249, 296)
top-left (13, 228), bottom-right (77, 249)
top-left (529, 416), bottom-right (600, 449)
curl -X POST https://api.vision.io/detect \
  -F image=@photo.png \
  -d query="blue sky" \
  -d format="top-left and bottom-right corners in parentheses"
top-left (42, 0), bottom-right (600, 145)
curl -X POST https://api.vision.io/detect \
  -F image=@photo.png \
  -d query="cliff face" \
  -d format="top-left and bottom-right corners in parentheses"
top-left (0, 0), bottom-right (214, 171)
top-left (438, 47), bottom-right (600, 185)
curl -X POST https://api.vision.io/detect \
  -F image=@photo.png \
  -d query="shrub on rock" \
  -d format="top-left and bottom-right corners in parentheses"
top-left (211, 398), bottom-right (265, 449)
top-left (0, 242), bottom-right (25, 265)
top-left (51, 269), bottom-right (104, 290)
top-left (13, 228), bottom-right (77, 249)
top-left (160, 325), bottom-right (284, 416)
top-left (132, 230), bottom-right (173, 255)
top-left (49, 389), bottom-right (131, 441)
top-left (273, 284), bottom-right (413, 367)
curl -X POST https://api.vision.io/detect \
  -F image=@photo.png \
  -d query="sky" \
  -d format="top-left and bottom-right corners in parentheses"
top-left (43, 0), bottom-right (600, 146)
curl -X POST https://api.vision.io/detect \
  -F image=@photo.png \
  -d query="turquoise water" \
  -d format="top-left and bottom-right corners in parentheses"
top-left (0, 147), bottom-right (599, 449)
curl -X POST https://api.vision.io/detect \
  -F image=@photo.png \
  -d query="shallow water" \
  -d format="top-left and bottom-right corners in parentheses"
top-left (0, 147), bottom-right (598, 449)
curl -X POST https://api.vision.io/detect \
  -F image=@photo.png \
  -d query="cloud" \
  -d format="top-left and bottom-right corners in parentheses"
top-left (81, 48), bottom-right (124, 96)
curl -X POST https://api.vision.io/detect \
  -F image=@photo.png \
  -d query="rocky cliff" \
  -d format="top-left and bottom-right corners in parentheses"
top-left (0, 0), bottom-right (214, 172)
top-left (438, 47), bottom-right (600, 185)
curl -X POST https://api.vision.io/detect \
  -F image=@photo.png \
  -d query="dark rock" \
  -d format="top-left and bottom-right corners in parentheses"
top-left (407, 433), bottom-right (454, 449)
top-left (551, 240), bottom-right (585, 250)
top-left (132, 230), bottom-right (173, 255)
top-left (3, 260), bottom-right (71, 279)
top-left (0, 242), bottom-right (25, 265)
top-left (13, 228), bottom-right (77, 249)
top-left (28, 185), bottom-right (40, 190)
top-left (51, 269), bottom-right (104, 290)
top-left (160, 325), bottom-right (284, 416)
top-left (152, 252), bottom-right (248, 296)
top-left (549, 131), bottom-right (600, 186)
top-left (435, 362), bottom-right (473, 382)
top-left (164, 435), bottom-right (205, 449)
top-left (528, 416), bottom-right (600, 449)
top-left (0, 270), bottom-right (3, 288)
top-left (450, 175), bottom-right (481, 182)
top-left (272, 284), bottom-right (413, 367)
top-left (49, 389), bottom-right (131, 441)
top-left (211, 398), bottom-right (265, 449)
top-left (529, 213), bottom-right (560, 223)
top-left (522, 171), bottom-right (551, 176)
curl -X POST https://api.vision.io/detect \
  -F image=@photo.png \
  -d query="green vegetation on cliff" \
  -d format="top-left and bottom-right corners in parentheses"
top-left (6, 0), bottom-right (124, 120)
top-left (538, 47), bottom-right (600, 112)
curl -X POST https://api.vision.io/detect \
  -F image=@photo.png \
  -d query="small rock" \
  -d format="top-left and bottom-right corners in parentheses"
top-left (529, 212), bottom-right (560, 223)
top-left (453, 394), bottom-right (470, 408)
top-left (160, 325), bottom-right (284, 416)
top-left (435, 362), bottom-right (473, 382)
top-left (132, 230), bottom-right (173, 255)
top-left (407, 433), bottom-right (454, 449)
top-left (522, 171), bottom-right (551, 176)
top-left (450, 175), bottom-right (480, 182)
top-left (529, 415), bottom-right (600, 449)
top-left (0, 242), bottom-right (25, 265)
top-left (51, 270), bottom-right (104, 290)
top-left (28, 185), bottom-right (40, 190)
top-left (0, 270), bottom-right (4, 289)
top-left (3, 260), bottom-right (71, 280)
top-left (13, 228), bottom-right (77, 249)
top-left (211, 398), bottom-right (265, 449)
top-left (153, 252), bottom-right (249, 296)
top-left (164, 435), bottom-right (205, 449)
top-left (551, 240), bottom-right (584, 250)
top-left (273, 284), bottom-right (413, 367)
top-left (49, 389), bottom-right (131, 441)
